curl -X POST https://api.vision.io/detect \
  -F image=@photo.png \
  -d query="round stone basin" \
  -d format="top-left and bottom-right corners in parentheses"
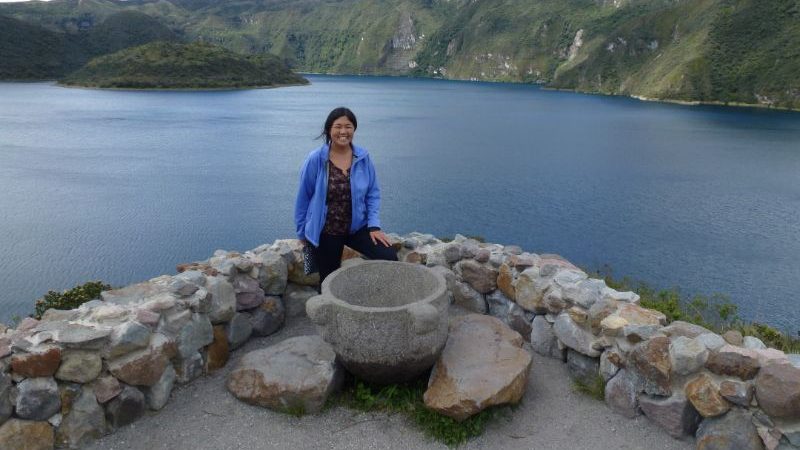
top-left (305, 261), bottom-right (449, 384)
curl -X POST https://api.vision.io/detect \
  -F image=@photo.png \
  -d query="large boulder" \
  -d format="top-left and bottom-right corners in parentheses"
top-left (629, 336), bottom-right (672, 396)
top-left (249, 296), bottom-right (285, 337)
top-left (755, 362), bottom-right (800, 418)
top-left (552, 313), bottom-right (601, 357)
top-left (105, 385), bottom-right (145, 429)
top-left (639, 393), bottom-right (701, 439)
top-left (424, 314), bottom-right (531, 421)
top-left (55, 350), bottom-right (102, 384)
top-left (206, 276), bottom-right (236, 324)
top-left (226, 335), bottom-right (342, 414)
top-left (669, 335), bottom-right (709, 376)
top-left (256, 250), bottom-right (289, 295)
top-left (530, 316), bottom-right (561, 359)
top-left (454, 260), bottom-right (498, 294)
top-left (604, 369), bottom-right (640, 418)
top-left (15, 377), bottom-right (61, 421)
top-left (695, 408), bottom-right (765, 450)
top-left (0, 419), bottom-right (54, 450)
top-left (143, 365), bottom-right (176, 411)
top-left (55, 387), bottom-right (106, 448)
top-left (706, 345), bottom-right (761, 380)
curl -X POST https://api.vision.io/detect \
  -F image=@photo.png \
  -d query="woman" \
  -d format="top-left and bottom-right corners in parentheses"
top-left (294, 107), bottom-right (397, 286)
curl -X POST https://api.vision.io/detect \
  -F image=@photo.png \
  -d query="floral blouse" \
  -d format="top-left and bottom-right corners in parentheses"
top-left (322, 162), bottom-right (352, 236)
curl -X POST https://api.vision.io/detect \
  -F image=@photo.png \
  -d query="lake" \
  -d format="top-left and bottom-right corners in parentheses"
top-left (1, 76), bottom-right (799, 331)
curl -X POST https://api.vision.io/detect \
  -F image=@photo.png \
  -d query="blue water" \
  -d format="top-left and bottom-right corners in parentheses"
top-left (1, 76), bottom-right (799, 331)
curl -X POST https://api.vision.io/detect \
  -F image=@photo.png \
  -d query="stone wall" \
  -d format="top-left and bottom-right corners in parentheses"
top-left (0, 233), bottom-right (798, 449)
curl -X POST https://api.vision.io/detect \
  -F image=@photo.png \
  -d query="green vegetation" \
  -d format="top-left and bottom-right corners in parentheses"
top-left (329, 376), bottom-right (508, 447)
top-left (33, 280), bottom-right (111, 320)
top-left (591, 266), bottom-right (800, 353)
top-left (60, 41), bottom-right (308, 89)
top-left (572, 374), bottom-right (607, 401)
top-left (2, 0), bottom-right (798, 107)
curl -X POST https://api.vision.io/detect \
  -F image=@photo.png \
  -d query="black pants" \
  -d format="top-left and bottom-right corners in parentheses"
top-left (316, 226), bottom-right (398, 287)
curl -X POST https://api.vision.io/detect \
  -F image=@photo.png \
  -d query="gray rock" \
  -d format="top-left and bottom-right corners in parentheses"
top-left (107, 321), bottom-right (151, 358)
top-left (16, 377), bottom-right (61, 421)
top-left (283, 284), bottom-right (319, 318)
top-left (249, 297), bottom-right (285, 337)
top-left (605, 369), bottom-right (640, 419)
top-left (696, 408), bottom-right (765, 450)
top-left (184, 287), bottom-right (211, 313)
top-left (567, 278), bottom-right (606, 309)
top-left (755, 361), bottom-right (800, 418)
top-left (788, 354), bottom-right (800, 369)
top-left (697, 333), bottom-right (727, 352)
top-left (157, 309), bottom-right (192, 338)
top-left (176, 313), bottom-right (214, 359)
top-left (486, 290), bottom-right (513, 321)
top-left (257, 251), bottom-right (289, 296)
top-left (429, 265), bottom-right (457, 294)
top-left (442, 242), bottom-right (463, 263)
top-left (508, 305), bottom-right (534, 341)
top-left (530, 316), bottom-right (561, 359)
top-left (226, 313), bottom-right (253, 350)
top-left (453, 280), bottom-right (487, 314)
top-left (623, 324), bottom-right (661, 343)
top-left (670, 336), bottom-right (709, 376)
top-left (722, 330), bottom-right (744, 346)
top-left (175, 270), bottom-right (206, 287)
top-left (566, 349), bottom-right (600, 385)
top-left (553, 313), bottom-right (601, 357)
top-left (719, 380), bottom-right (753, 406)
top-left (454, 259), bottom-right (498, 294)
top-left (206, 276), bottom-right (236, 324)
top-left (55, 387), bottom-right (106, 448)
top-left (169, 277), bottom-right (198, 296)
top-left (105, 385), bottom-right (145, 429)
top-left (661, 321), bottom-right (713, 339)
top-left (55, 350), bottom-right (102, 383)
top-left (0, 372), bottom-right (11, 425)
top-left (143, 364), bottom-right (176, 411)
top-left (0, 419), bottom-right (54, 449)
top-left (743, 336), bottom-right (767, 350)
top-left (49, 323), bottom-right (112, 350)
top-left (233, 275), bottom-right (265, 311)
top-left (639, 393), bottom-right (701, 439)
top-left (227, 335), bottom-right (343, 414)
top-left (175, 352), bottom-right (204, 384)
top-left (599, 350), bottom-right (621, 381)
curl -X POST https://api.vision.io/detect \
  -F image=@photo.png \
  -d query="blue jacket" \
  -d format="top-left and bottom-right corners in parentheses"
top-left (294, 144), bottom-right (381, 247)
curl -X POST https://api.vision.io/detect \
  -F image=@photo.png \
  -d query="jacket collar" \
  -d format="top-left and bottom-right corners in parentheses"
top-left (321, 143), bottom-right (366, 162)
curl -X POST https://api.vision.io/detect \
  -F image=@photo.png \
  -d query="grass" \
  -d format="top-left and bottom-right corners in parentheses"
top-left (589, 265), bottom-right (800, 354)
top-left (572, 374), bottom-right (606, 401)
top-left (327, 375), bottom-right (508, 447)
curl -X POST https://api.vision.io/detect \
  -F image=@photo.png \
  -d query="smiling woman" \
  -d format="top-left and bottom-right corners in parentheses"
top-left (294, 106), bottom-right (398, 290)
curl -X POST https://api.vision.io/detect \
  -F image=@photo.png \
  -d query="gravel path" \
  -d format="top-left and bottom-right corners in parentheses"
top-left (86, 312), bottom-right (694, 450)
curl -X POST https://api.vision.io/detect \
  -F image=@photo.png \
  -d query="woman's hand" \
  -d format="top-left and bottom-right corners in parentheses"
top-left (369, 230), bottom-right (391, 247)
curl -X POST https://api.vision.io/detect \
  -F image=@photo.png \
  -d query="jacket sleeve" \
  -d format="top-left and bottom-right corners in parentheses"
top-left (365, 155), bottom-right (381, 229)
top-left (294, 152), bottom-right (317, 240)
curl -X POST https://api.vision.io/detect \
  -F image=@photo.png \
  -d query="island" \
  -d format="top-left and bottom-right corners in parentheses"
top-left (59, 41), bottom-right (308, 90)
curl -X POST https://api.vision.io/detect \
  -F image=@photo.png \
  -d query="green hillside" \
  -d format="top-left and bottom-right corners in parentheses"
top-left (60, 40), bottom-right (308, 89)
top-left (2, 0), bottom-right (798, 108)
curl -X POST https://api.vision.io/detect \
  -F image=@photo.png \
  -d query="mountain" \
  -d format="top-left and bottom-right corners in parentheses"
top-left (60, 40), bottom-right (308, 89)
top-left (1, 0), bottom-right (798, 109)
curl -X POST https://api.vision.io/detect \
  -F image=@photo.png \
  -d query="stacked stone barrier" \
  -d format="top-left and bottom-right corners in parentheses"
top-left (0, 233), bottom-right (797, 449)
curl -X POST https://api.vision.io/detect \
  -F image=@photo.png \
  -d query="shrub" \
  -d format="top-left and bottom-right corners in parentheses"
top-left (33, 281), bottom-right (111, 319)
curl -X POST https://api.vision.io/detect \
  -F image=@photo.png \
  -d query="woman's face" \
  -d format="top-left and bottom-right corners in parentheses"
top-left (329, 116), bottom-right (355, 148)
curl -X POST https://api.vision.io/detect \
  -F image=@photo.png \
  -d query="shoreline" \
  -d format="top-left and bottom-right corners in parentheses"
top-left (55, 80), bottom-right (310, 92)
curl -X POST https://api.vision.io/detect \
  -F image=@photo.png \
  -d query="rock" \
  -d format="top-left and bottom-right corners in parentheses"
top-left (744, 336), bottom-right (767, 349)
top-left (685, 373), bottom-right (731, 417)
top-left (175, 352), bottom-right (204, 384)
top-left (755, 362), bottom-right (800, 418)
top-left (206, 276), bottom-right (236, 324)
top-left (175, 269), bottom-right (206, 287)
top-left (227, 335), bottom-right (342, 414)
top-left (623, 324), bottom-right (661, 343)
top-left (58, 383), bottom-right (81, 417)
top-left (183, 287), bottom-right (211, 313)
top-left (600, 315), bottom-right (628, 337)
top-left (722, 330), bottom-right (744, 346)
top-left (206, 325), bottom-right (229, 371)
top-left (0, 372), bottom-right (12, 425)
top-left (0, 419), bottom-right (54, 450)
top-left (567, 306), bottom-right (589, 326)
top-left (755, 348), bottom-right (790, 366)
top-left (639, 393), bottom-right (701, 439)
top-left (107, 337), bottom-right (169, 386)
top-left (669, 336), bottom-right (709, 376)
top-left (105, 385), bottom-right (145, 429)
top-left (507, 306), bottom-right (533, 341)
top-left (530, 316), bottom-right (561, 359)
top-left (143, 365), bottom-right (175, 411)
top-left (629, 336), bottom-right (672, 396)
top-left (249, 297), bottom-right (285, 337)
top-left (474, 248), bottom-right (490, 263)
top-left (543, 287), bottom-right (566, 314)
top-left (233, 275), bottom-right (265, 311)
top-left (496, 263), bottom-right (516, 300)
top-left (568, 278), bottom-right (606, 309)
top-left (706, 345), bottom-right (761, 380)
top-left (660, 321), bottom-right (713, 339)
top-left (55, 387), bottom-right (106, 448)
top-left (453, 280), bottom-right (487, 314)
top-left (139, 293), bottom-right (176, 313)
top-left (566, 349), bottom-right (600, 385)
top-left (88, 376), bottom-right (121, 404)
top-left (284, 284), bottom-right (318, 318)
top-left (442, 242), bottom-right (463, 263)
top-left (169, 277), bottom-right (198, 297)
top-left (604, 369), bottom-right (640, 419)
top-left (696, 408), bottom-right (765, 450)
top-left (176, 313), bottom-right (214, 359)
top-left (11, 346), bottom-right (61, 378)
top-left (134, 309), bottom-right (160, 329)
top-left (697, 333), bottom-right (727, 352)
top-left (589, 297), bottom-right (620, 333)
top-left (106, 321), bottom-right (151, 358)
top-left (424, 314), bottom-right (531, 421)
top-left (553, 313), bottom-right (601, 357)
top-left (513, 267), bottom-right (548, 312)
top-left (16, 377), bottom-right (61, 421)
top-left (257, 251), bottom-right (288, 296)
top-left (599, 350), bottom-right (622, 381)
top-left (719, 380), bottom-right (753, 406)
top-left (615, 303), bottom-right (666, 326)
top-left (454, 260), bottom-right (498, 294)
top-left (102, 279), bottom-right (170, 306)
top-left (225, 313), bottom-right (253, 350)
top-left (55, 350), bottom-right (102, 383)
top-left (157, 309), bottom-right (191, 337)
top-left (787, 354), bottom-right (800, 369)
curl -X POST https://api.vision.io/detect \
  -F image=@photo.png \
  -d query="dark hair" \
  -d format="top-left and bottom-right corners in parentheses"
top-left (319, 107), bottom-right (358, 145)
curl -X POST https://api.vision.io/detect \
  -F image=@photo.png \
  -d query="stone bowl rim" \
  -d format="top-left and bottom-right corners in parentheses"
top-left (317, 260), bottom-right (447, 313)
